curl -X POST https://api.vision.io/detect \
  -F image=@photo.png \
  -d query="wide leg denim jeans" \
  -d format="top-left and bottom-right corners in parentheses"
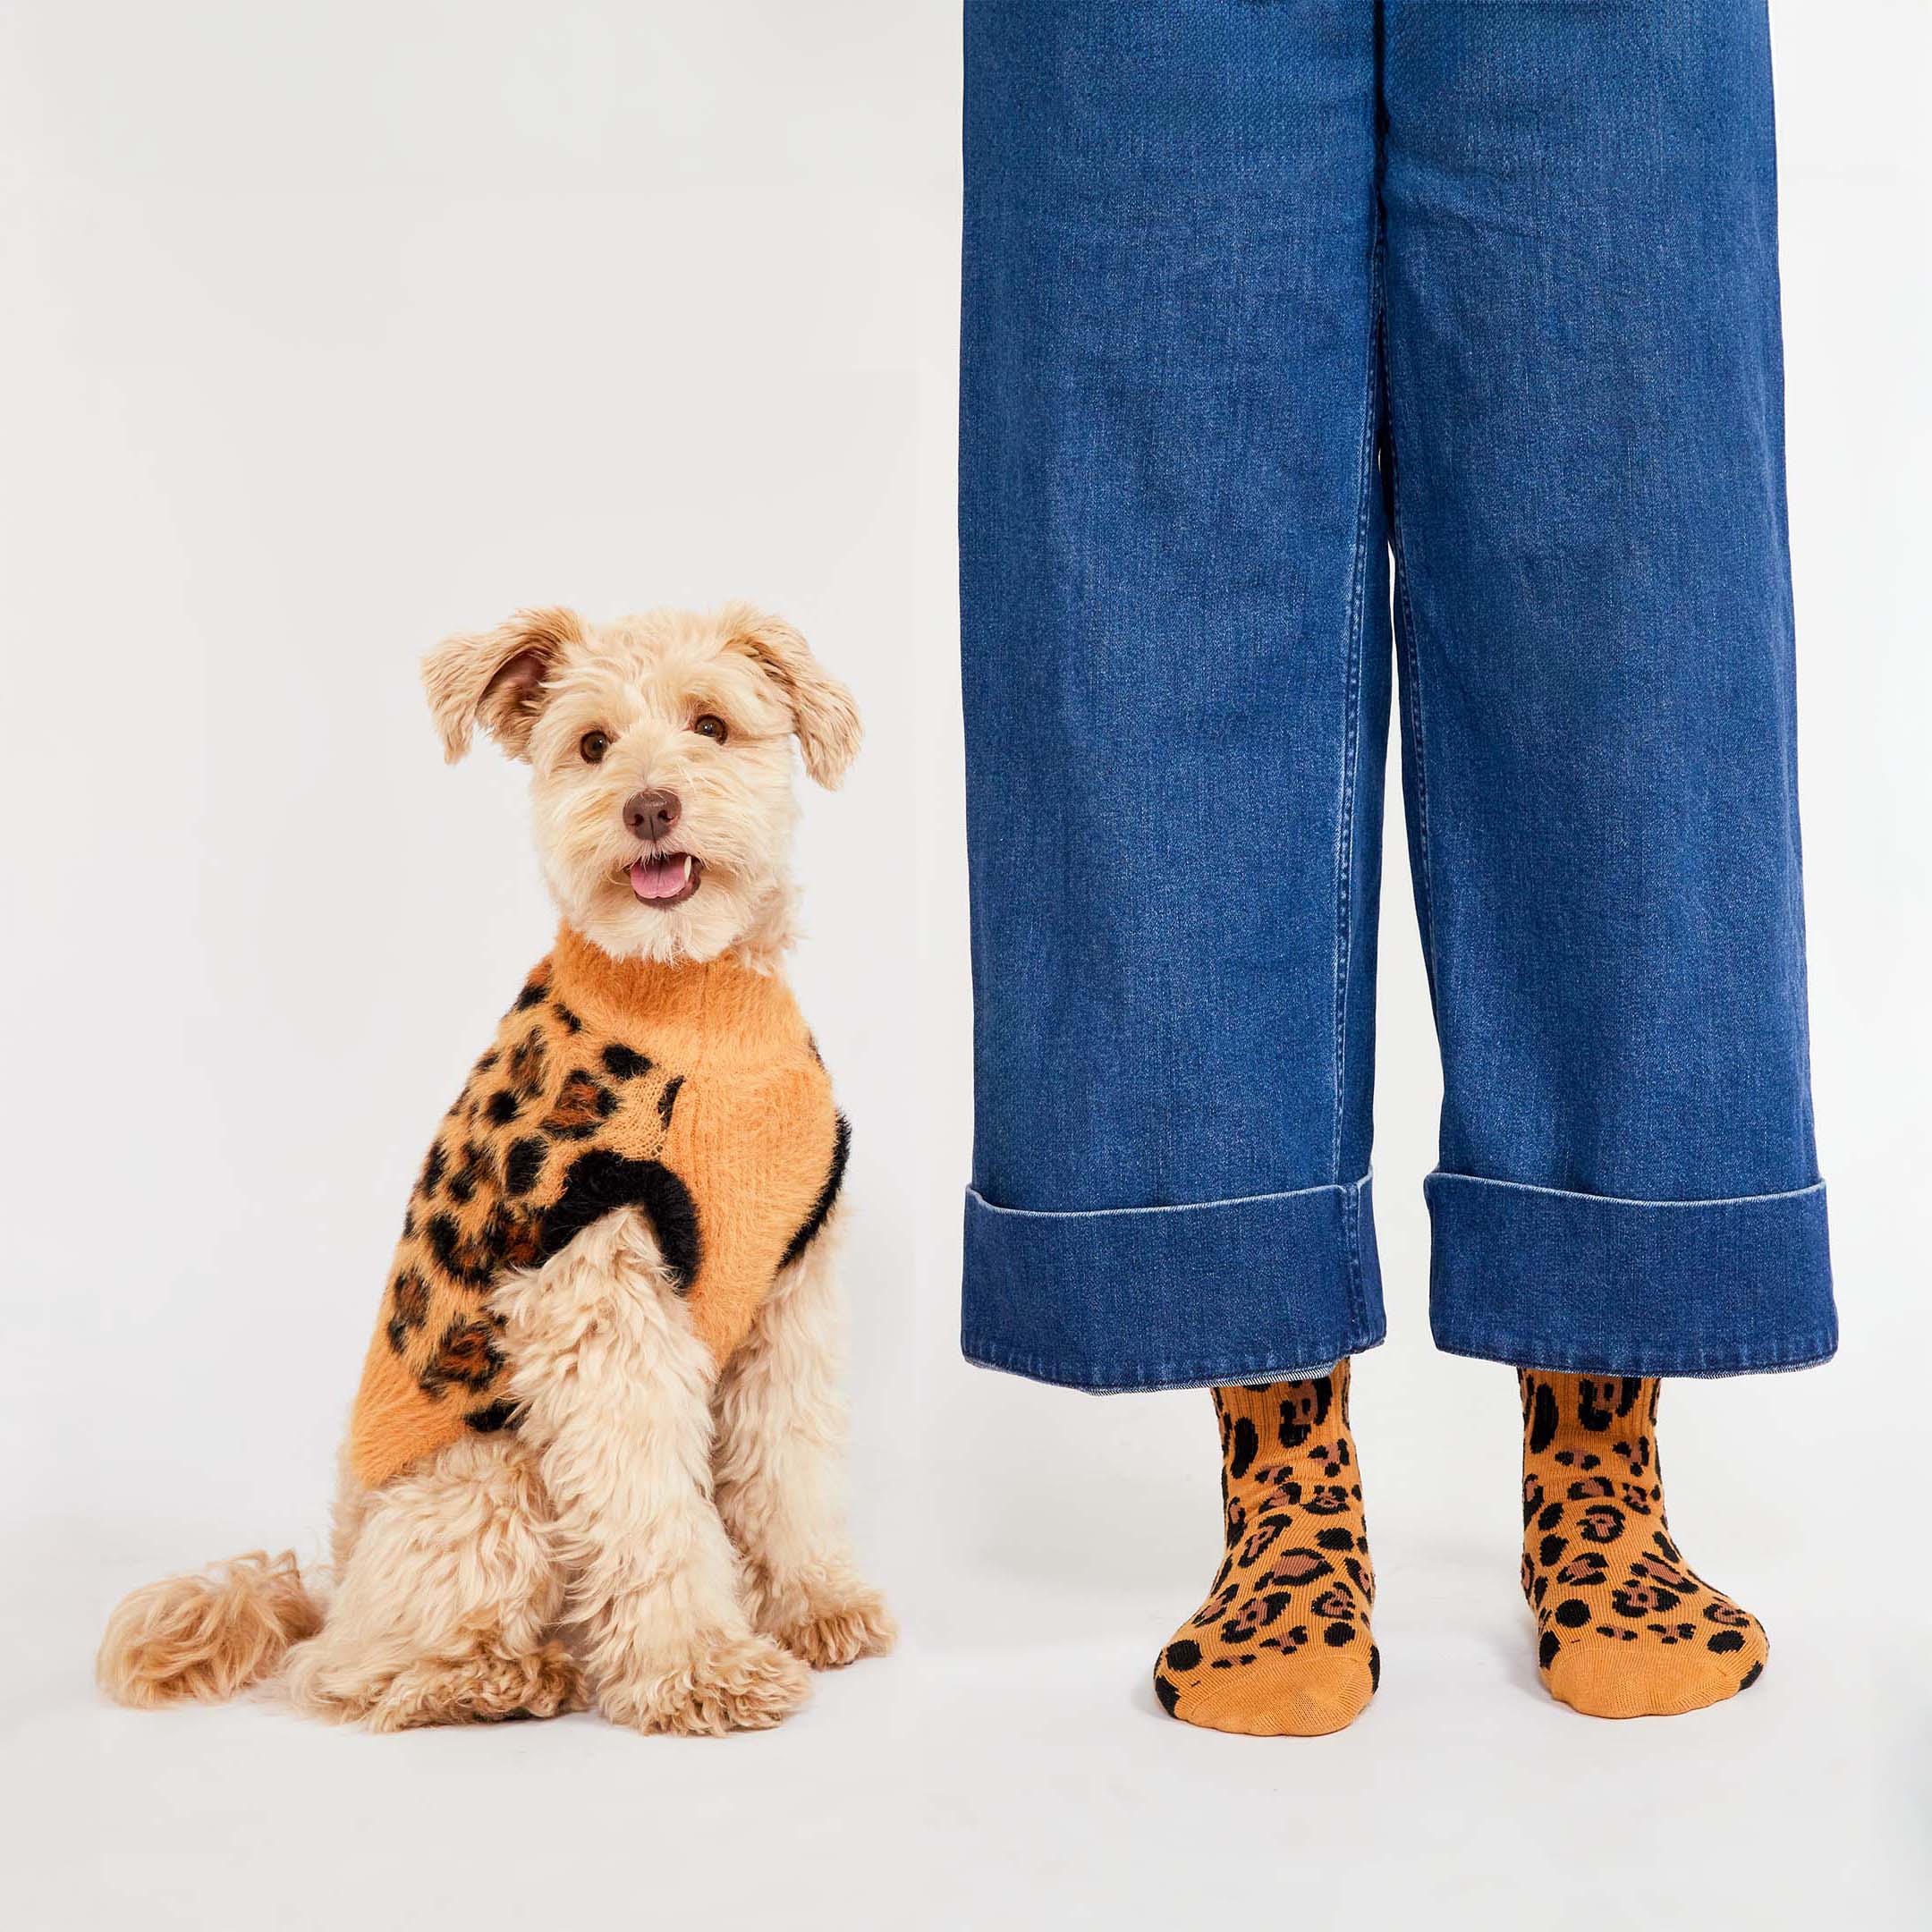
top-left (959, 0), bottom-right (1835, 1387)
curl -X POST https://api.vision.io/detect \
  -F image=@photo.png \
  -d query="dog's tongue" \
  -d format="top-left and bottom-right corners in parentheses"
top-left (630, 855), bottom-right (689, 901)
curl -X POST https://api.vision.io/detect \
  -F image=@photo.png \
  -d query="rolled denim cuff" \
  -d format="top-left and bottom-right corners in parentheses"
top-left (961, 1172), bottom-right (1385, 1393)
top-left (1426, 1172), bottom-right (1836, 1377)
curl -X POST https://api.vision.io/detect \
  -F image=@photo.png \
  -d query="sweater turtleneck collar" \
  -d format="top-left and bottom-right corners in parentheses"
top-left (547, 925), bottom-right (810, 1062)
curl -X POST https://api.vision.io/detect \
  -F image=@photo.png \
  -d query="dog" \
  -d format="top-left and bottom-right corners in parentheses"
top-left (97, 604), bottom-right (894, 1734)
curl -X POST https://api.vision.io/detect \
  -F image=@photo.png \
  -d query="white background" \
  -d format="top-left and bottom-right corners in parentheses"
top-left (2, 4), bottom-right (1926, 1927)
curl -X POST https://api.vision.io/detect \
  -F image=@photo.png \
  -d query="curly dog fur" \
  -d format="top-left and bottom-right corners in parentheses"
top-left (98, 605), bottom-right (894, 1735)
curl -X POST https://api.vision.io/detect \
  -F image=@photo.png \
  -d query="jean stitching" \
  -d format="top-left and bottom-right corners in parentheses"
top-left (1331, 232), bottom-right (1383, 1183)
top-left (1427, 1170), bottom-right (1826, 1210)
top-left (1431, 1333), bottom-right (1837, 1379)
top-left (1387, 402), bottom-right (1440, 995)
top-left (965, 1173), bottom-right (1371, 1221)
top-left (1342, 1174), bottom-right (1368, 1333)
top-left (962, 1333), bottom-right (1387, 1394)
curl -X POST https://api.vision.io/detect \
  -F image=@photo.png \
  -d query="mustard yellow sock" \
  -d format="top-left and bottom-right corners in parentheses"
top-left (1521, 1370), bottom-right (1768, 1718)
top-left (1154, 1361), bottom-right (1377, 1737)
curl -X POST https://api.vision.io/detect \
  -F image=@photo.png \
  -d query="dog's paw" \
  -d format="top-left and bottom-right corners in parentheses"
top-left (769, 1583), bottom-right (898, 1671)
top-left (296, 1640), bottom-right (587, 1733)
top-left (598, 1632), bottom-right (811, 1736)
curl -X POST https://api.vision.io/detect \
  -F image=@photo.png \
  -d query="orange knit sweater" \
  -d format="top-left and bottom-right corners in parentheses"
top-left (346, 927), bottom-right (846, 1489)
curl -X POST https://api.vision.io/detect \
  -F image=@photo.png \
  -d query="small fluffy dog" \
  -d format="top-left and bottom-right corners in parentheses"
top-left (98, 605), bottom-right (894, 1734)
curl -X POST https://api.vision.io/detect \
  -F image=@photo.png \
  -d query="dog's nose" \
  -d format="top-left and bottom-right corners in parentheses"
top-left (623, 788), bottom-right (682, 842)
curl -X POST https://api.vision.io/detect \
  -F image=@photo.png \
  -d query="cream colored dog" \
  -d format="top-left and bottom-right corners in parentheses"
top-left (98, 605), bottom-right (894, 1735)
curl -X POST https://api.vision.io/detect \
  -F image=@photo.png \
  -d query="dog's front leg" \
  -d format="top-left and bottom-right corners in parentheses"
top-left (497, 1214), bottom-right (810, 1735)
top-left (714, 1219), bottom-right (897, 1670)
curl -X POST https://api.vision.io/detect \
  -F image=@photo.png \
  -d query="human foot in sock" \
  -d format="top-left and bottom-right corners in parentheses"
top-left (1520, 1370), bottom-right (1768, 1719)
top-left (1154, 1361), bottom-right (1377, 1736)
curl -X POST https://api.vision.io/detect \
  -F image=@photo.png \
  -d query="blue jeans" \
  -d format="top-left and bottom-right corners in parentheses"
top-left (959, 0), bottom-right (1835, 1388)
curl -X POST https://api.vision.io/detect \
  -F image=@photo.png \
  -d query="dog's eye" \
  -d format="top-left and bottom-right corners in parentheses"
top-left (691, 714), bottom-right (729, 744)
top-left (579, 730), bottom-right (611, 765)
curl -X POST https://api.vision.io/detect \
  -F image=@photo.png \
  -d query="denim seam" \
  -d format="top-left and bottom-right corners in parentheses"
top-left (1386, 383), bottom-right (1440, 996)
top-left (962, 1333), bottom-right (1387, 1395)
top-left (1432, 1332), bottom-right (1837, 1380)
top-left (1342, 1173), bottom-right (1368, 1334)
top-left (1331, 233), bottom-right (1383, 1185)
top-left (1427, 1170), bottom-right (1826, 1210)
top-left (964, 1174), bottom-right (1371, 1221)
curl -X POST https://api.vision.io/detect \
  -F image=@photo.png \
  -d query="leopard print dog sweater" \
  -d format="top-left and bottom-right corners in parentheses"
top-left (347, 925), bottom-right (847, 1489)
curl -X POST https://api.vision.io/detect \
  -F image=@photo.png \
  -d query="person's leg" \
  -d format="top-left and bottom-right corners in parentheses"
top-left (962, 0), bottom-right (1388, 1736)
top-left (1381, 0), bottom-right (1834, 1710)
top-left (961, 0), bottom-right (1386, 1388)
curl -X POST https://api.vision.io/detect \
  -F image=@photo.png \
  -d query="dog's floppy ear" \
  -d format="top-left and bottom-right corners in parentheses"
top-left (720, 605), bottom-right (861, 789)
top-left (421, 607), bottom-right (584, 763)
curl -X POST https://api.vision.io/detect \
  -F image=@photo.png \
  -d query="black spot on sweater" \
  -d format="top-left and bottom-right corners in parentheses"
top-left (778, 1112), bottom-right (850, 1270)
top-left (538, 1148), bottom-right (700, 1291)
top-left (504, 1136), bottom-right (547, 1198)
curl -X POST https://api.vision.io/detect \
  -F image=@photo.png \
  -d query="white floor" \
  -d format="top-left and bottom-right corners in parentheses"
top-left (12, 1325), bottom-right (1927, 1932)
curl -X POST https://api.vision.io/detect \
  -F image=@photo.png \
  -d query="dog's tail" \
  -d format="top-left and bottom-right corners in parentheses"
top-left (97, 1550), bottom-right (324, 1708)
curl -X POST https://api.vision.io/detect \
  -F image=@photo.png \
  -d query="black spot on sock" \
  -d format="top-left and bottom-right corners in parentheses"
top-left (504, 1136), bottom-right (547, 1197)
top-left (1315, 1528), bottom-right (1354, 1551)
top-left (655, 1072), bottom-right (685, 1130)
top-left (1153, 1675), bottom-right (1180, 1715)
top-left (1228, 1417), bottom-right (1259, 1481)
top-left (1368, 1644), bottom-right (1381, 1690)
top-left (1740, 1660), bottom-right (1763, 1690)
top-left (513, 977), bottom-right (547, 1011)
top-left (1538, 1503), bottom-right (1563, 1533)
top-left (1538, 1534), bottom-right (1568, 1565)
top-left (1164, 1640), bottom-right (1201, 1673)
top-left (419, 1140), bottom-right (447, 1199)
top-left (485, 1089), bottom-right (521, 1126)
top-left (600, 1042), bottom-right (652, 1080)
top-left (1554, 1598), bottom-right (1591, 1629)
top-left (1529, 1380), bottom-right (1560, 1453)
top-left (553, 1003), bottom-right (583, 1033)
top-left (1706, 1630), bottom-right (1746, 1654)
top-left (1323, 1622), bottom-right (1355, 1647)
top-left (464, 1398), bottom-right (517, 1434)
top-left (1538, 1631), bottom-right (1561, 1669)
top-left (1578, 1377), bottom-right (1614, 1432)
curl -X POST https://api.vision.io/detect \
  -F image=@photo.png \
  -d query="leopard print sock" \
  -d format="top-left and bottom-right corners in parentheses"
top-left (1521, 1369), bottom-right (1768, 1718)
top-left (1153, 1361), bottom-right (1377, 1736)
